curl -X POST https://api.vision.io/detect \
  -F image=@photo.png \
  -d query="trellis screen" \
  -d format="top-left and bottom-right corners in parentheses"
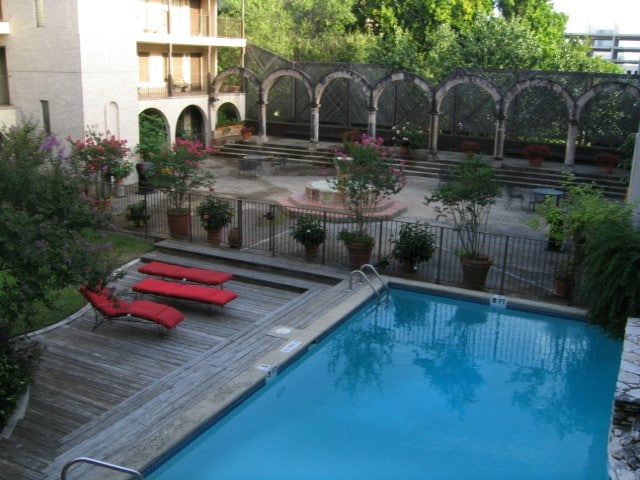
top-left (244, 45), bottom-right (640, 148)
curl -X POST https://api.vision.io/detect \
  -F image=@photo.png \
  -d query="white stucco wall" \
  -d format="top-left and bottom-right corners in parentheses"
top-left (2, 0), bottom-right (139, 152)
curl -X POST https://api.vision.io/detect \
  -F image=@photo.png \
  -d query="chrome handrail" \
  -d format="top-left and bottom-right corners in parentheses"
top-left (61, 457), bottom-right (144, 479)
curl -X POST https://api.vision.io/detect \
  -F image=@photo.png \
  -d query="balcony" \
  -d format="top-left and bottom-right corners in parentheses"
top-left (137, 5), bottom-right (244, 46)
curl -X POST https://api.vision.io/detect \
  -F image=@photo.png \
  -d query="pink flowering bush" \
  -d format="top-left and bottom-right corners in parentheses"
top-left (67, 128), bottom-right (131, 199)
top-left (333, 134), bottom-right (406, 244)
top-left (150, 138), bottom-right (216, 212)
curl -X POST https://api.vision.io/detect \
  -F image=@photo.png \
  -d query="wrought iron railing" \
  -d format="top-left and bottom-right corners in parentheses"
top-left (107, 183), bottom-right (572, 300)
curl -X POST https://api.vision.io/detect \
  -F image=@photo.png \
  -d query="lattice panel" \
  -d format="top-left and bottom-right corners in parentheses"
top-left (244, 48), bottom-right (640, 148)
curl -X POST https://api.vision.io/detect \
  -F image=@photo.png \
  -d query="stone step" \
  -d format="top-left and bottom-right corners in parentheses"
top-left (218, 141), bottom-right (628, 199)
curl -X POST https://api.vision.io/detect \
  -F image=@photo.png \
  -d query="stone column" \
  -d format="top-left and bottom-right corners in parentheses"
top-left (367, 107), bottom-right (377, 139)
top-left (564, 120), bottom-right (579, 169)
top-left (257, 94), bottom-right (267, 145)
top-left (493, 111), bottom-right (506, 160)
top-left (429, 111), bottom-right (439, 154)
top-left (310, 102), bottom-right (320, 148)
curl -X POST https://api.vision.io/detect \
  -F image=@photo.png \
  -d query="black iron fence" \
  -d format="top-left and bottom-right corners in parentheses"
top-left (108, 183), bottom-right (572, 300)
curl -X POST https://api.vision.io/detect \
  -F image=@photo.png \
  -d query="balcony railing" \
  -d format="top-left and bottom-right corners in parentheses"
top-left (138, 83), bottom-right (205, 99)
top-left (137, 6), bottom-right (243, 39)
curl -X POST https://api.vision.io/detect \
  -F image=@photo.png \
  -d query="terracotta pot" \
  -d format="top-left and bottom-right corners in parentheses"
top-left (167, 211), bottom-right (191, 238)
top-left (304, 243), bottom-right (321, 261)
top-left (554, 278), bottom-right (570, 298)
top-left (228, 227), bottom-right (242, 248)
top-left (399, 145), bottom-right (409, 157)
top-left (207, 227), bottom-right (223, 246)
top-left (527, 157), bottom-right (543, 167)
top-left (95, 197), bottom-right (112, 213)
top-left (345, 241), bottom-right (374, 268)
top-left (460, 256), bottom-right (493, 289)
top-left (400, 260), bottom-right (416, 273)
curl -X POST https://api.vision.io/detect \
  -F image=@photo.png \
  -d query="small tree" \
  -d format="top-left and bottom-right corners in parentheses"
top-left (136, 113), bottom-right (168, 163)
top-left (332, 134), bottom-right (405, 246)
top-left (425, 156), bottom-right (501, 260)
top-left (149, 138), bottom-right (216, 213)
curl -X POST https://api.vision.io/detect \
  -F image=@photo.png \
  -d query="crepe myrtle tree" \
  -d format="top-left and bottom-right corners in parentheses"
top-left (0, 120), bottom-right (120, 431)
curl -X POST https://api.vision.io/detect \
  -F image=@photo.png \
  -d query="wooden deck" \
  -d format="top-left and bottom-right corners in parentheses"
top-left (0, 242), bottom-right (368, 480)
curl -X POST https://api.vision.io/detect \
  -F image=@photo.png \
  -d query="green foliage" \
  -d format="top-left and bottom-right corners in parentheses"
top-left (577, 218), bottom-right (640, 338)
top-left (337, 228), bottom-right (376, 247)
top-left (291, 214), bottom-right (327, 246)
top-left (391, 222), bottom-right (436, 263)
top-left (125, 201), bottom-right (150, 227)
top-left (0, 120), bottom-right (116, 329)
top-left (0, 325), bottom-right (41, 430)
top-left (196, 197), bottom-right (235, 230)
top-left (332, 134), bottom-right (406, 235)
top-left (392, 123), bottom-right (428, 149)
top-left (136, 112), bottom-right (168, 163)
top-left (527, 176), bottom-right (633, 244)
top-left (425, 156), bottom-right (501, 259)
top-left (149, 138), bottom-right (216, 212)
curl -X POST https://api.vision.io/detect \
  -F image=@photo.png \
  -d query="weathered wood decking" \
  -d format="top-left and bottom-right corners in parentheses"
top-left (0, 243), bottom-right (368, 480)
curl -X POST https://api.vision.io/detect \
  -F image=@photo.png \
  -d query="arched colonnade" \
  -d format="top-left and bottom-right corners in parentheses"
top-left (212, 67), bottom-right (640, 167)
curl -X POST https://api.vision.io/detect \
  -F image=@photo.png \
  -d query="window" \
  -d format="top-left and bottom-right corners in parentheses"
top-left (35, 0), bottom-right (44, 27)
top-left (138, 53), bottom-right (149, 82)
top-left (0, 48), bottom-right (9, 105)
top-left (41, 100), bottom-right (50, 134)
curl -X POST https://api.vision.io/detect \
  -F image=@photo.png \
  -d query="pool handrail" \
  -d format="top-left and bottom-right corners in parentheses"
top-left (349, 264), bottom-right (388, 297)
top-left (60, 456), bottom-right (144, 479)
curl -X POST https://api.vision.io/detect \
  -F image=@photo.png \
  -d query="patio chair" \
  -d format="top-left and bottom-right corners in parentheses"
top-left (80, 286), bottom-right (185, 335)
top-left (504, 185), bottom-right (526, 210)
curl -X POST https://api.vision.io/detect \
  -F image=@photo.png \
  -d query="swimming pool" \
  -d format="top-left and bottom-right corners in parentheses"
top-left (146, 287), bottom-right (621, 479)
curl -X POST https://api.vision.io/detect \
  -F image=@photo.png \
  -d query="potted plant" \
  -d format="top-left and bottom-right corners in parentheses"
top-left (332, 134), bottom-right (406, 267)
top-left (460, 140), bottom-right (481, 158)
top-left (196, 196), bottom-right (235, 245)
top-left (392, 122), bottom-right (428, 156)
top-left (391, 222), bottom-right (436, 272)
top-left (240, 124), bottom-right (254, 141)
top-left (125, 200), bottom-right (150, 228)
top-left (291, 213), bottom-right (327, 261)
top-left (553, 258), bottom-right (574, 298)
top-left (523, 143), bottom-right (550, 167)
top-left (595, 152), bottom-right (618, 174)
top-left (68, 128), bottom-right (131, 212)
top-left (110, 159), bottom-right (134, 197)
top-left (340, 129), bottom-right (361, 151)
top-left (425, 155), bottom-right (501, 289)
top-left (148, 138), bottom-right (216, 237)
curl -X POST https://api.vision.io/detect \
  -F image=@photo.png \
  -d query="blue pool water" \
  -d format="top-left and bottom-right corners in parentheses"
top-left (147, 288), bottom-right (622, 480)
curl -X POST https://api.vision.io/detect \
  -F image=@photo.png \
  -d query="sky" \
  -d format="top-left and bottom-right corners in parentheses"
top-left (552, 0), bottom-right (640, 33)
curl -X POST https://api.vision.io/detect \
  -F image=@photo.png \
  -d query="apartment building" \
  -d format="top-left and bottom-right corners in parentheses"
top-left (0, 0), bottom-right (245, 169)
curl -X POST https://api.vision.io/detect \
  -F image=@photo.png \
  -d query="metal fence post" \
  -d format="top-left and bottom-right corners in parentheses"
top-left (499, 235), bottom-right (510, 295)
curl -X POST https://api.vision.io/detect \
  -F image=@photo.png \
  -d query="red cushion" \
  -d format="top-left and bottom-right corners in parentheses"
top-left (133, 278), bottom-right (238, 307)
top-left (128, 300), bottom-right (184, 329)
top-left (138, 261), bottom-right (233, 286)
top-left (80, 286), bottom-right (185, 329)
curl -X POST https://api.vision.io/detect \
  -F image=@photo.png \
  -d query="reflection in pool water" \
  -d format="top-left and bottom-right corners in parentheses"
top-left (148, 289), bottom-right (621, 480)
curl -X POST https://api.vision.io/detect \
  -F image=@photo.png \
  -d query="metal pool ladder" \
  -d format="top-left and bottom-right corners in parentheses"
top-left (349, 264), bottom-right (388, 298)
top-left (61, 457), bottom-right (144, 479)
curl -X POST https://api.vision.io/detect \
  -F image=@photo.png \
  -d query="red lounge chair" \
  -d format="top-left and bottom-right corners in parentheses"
top-left (138, 261), bottom-right (233, 287)
top-left (80, 286), bottom-right (185, 335)
top-left (132, 278), bottom-right (238, 312)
